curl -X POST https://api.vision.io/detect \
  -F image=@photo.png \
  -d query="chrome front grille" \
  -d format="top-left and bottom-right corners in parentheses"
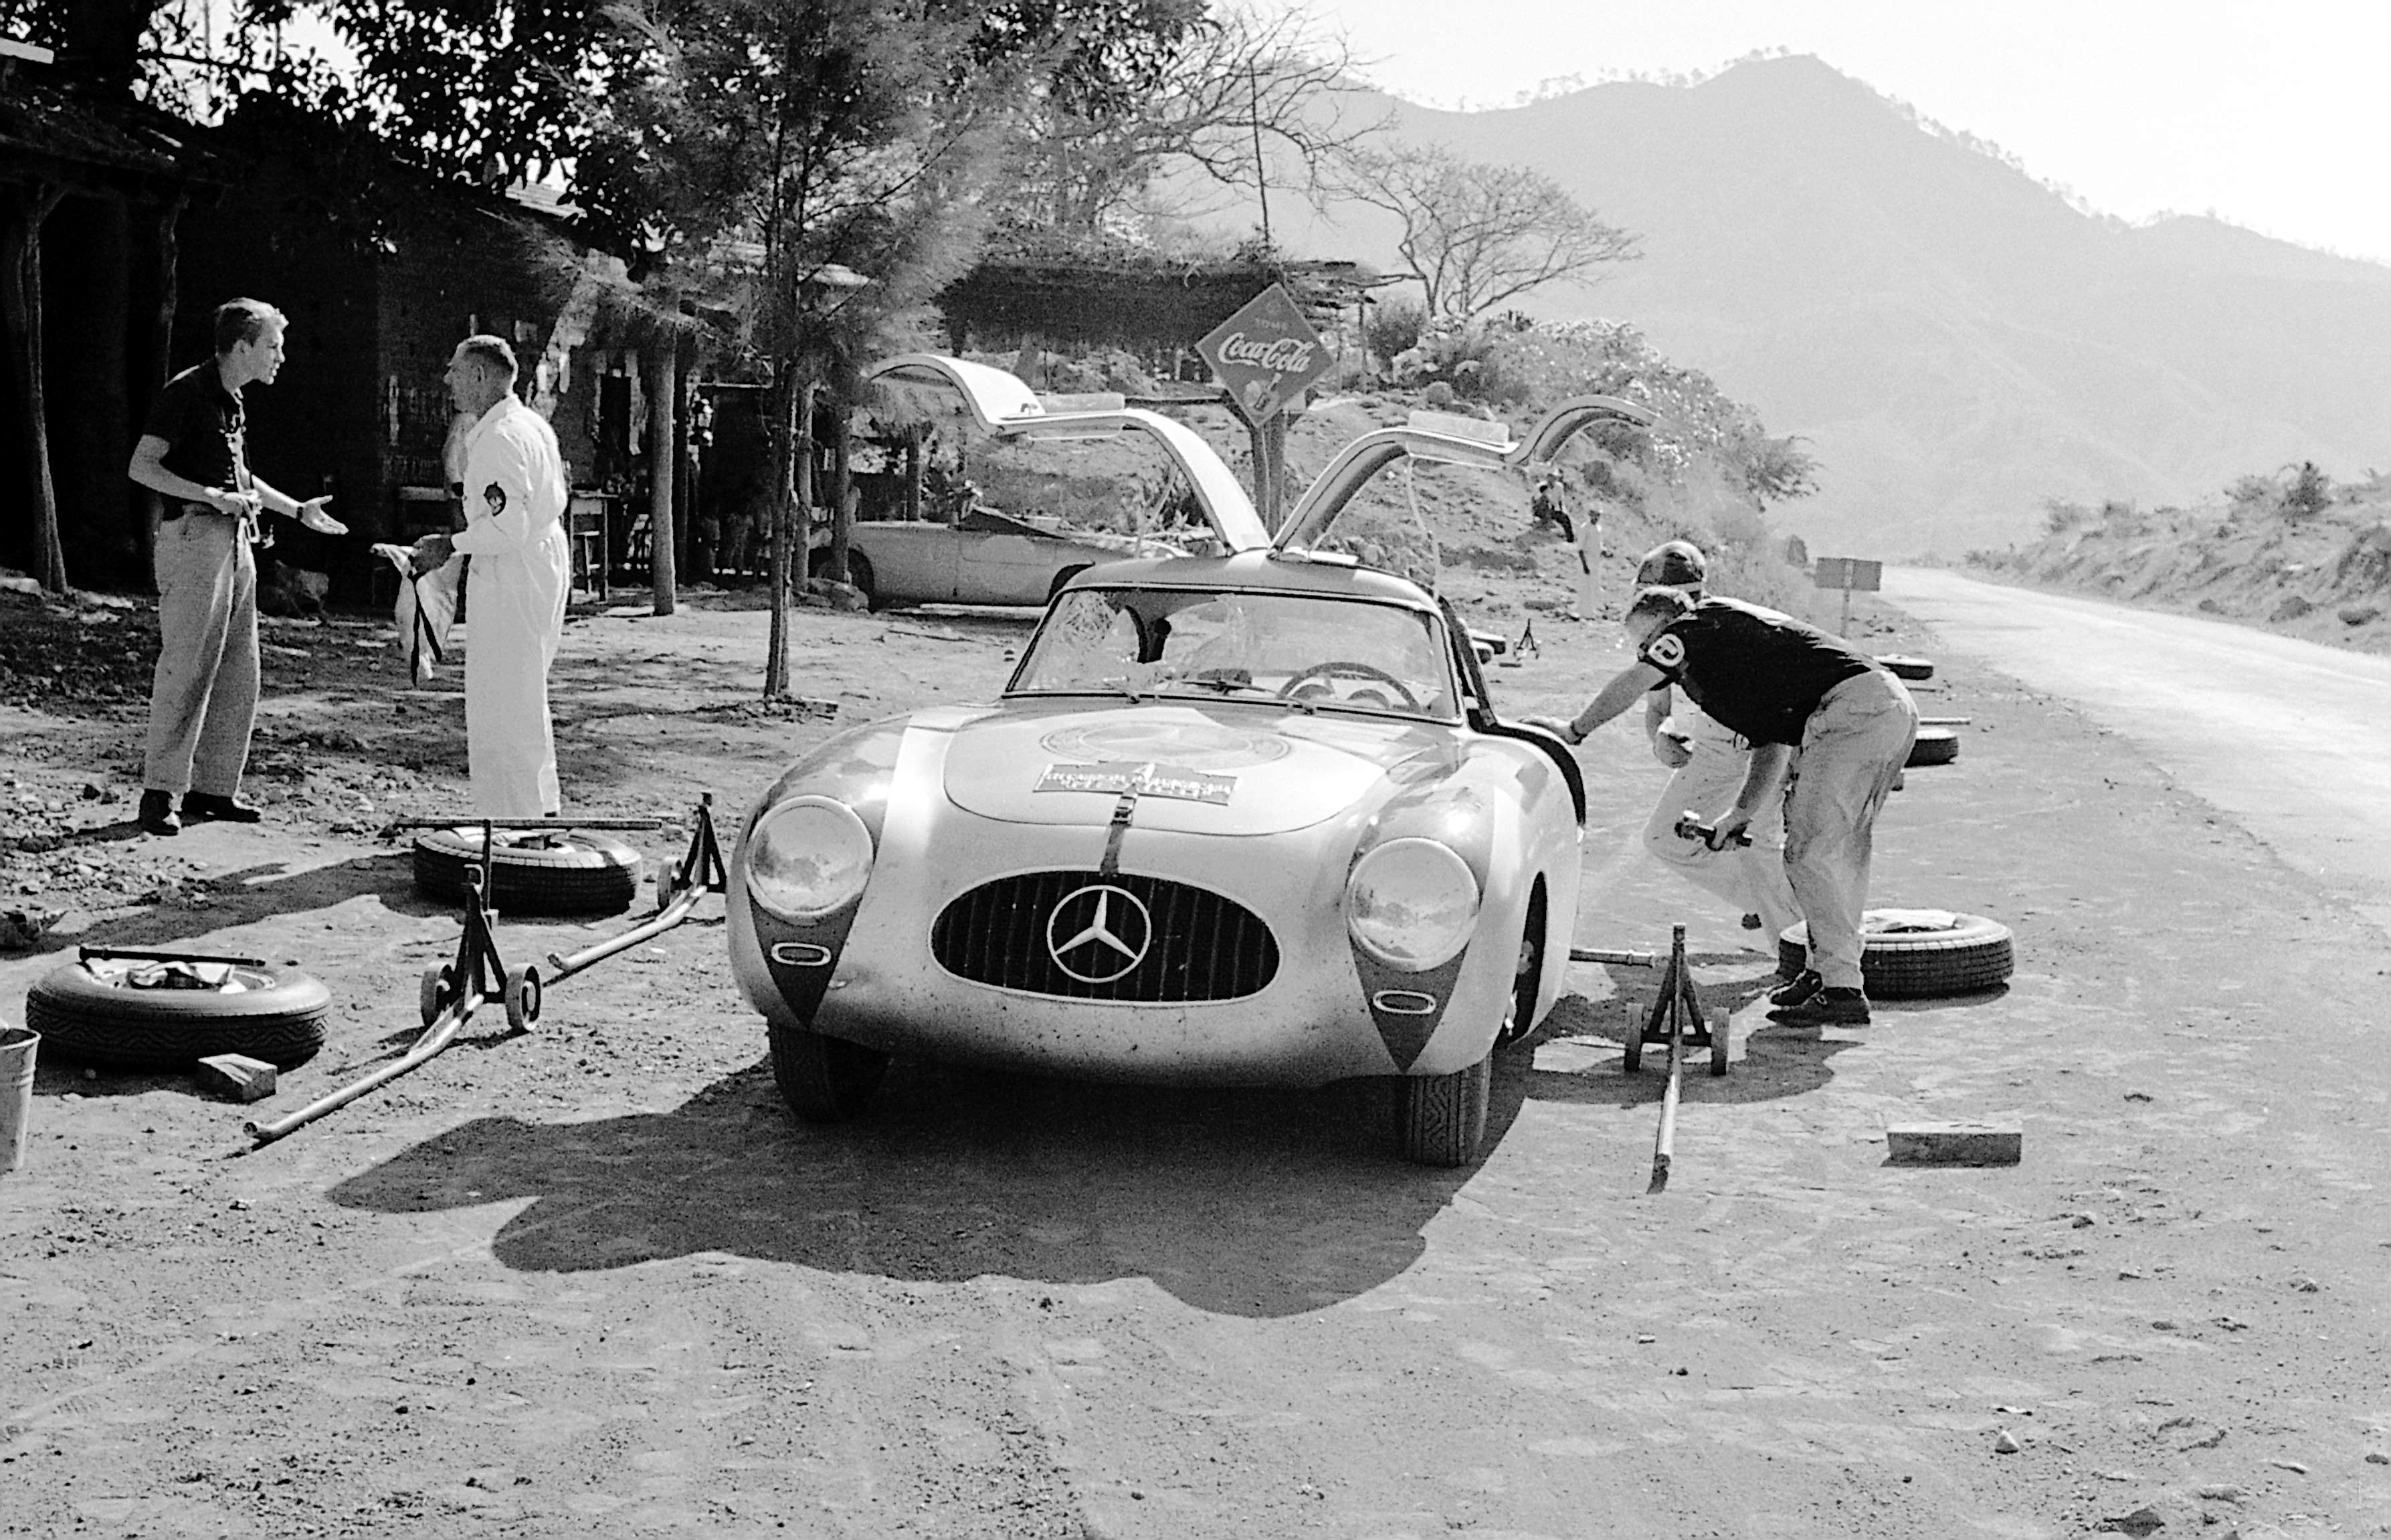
top-left (931, 870), bottom-right (1280, 1002)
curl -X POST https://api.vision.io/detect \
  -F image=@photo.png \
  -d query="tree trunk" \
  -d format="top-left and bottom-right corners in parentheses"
top-left (645, 339), bottom-right (677, 615)
top-left (827, 400), bottom-right (852, 586)
top-left (763, 372), bottom-right (802, 698)
top-left (2, 184), bottom-right (70, 595)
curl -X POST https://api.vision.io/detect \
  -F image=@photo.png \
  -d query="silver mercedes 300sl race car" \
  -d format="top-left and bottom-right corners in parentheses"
top-left (727, 356), bottom-right (1652, 1164)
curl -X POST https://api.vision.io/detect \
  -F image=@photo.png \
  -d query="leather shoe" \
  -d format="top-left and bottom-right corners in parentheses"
top-left (137, 789), bottom-right (180, 837)
top-left (1768, 987), bottom-right (1871, 1027)
top-left (1767, 968), bottom-right (1823, 1009)
top-left (181, 792), bottom-right (262, 824)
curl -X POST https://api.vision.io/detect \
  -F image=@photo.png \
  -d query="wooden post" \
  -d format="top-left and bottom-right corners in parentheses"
top-left (902, 423), bottom-right (923, 522)
top-left (1, 183), bottom-right (69, 594)
top-left (646, 339), bottom-right (677, 615)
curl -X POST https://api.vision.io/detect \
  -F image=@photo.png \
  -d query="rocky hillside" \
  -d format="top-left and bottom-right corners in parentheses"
top-left (1963, 470), bottom-right (2391, 655)
top-left (1196, 56), bottom-right (2391, 559)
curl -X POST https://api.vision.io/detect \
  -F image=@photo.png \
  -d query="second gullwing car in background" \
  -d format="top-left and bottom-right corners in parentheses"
top-left (729, 357), bottom-right (1655, 1164)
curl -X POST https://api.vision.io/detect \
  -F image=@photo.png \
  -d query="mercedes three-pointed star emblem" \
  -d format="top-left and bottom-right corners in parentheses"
top-left (1046, 883), bottom-right (1153, 984)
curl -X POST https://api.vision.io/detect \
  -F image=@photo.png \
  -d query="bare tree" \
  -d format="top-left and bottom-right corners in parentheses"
top-left (1335, 142), bottom-right (1638, 320)
top-left (1009, 5), bottom-right (1384, 237)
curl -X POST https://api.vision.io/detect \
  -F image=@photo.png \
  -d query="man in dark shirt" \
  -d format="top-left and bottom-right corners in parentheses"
top-left (126, 298), bottom-right (345, 836)
top-left (1533, 585), bottom-right (1919, 1026)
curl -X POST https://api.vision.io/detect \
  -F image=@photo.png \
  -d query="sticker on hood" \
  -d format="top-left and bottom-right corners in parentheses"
top-left (1036, 761), bottom-right (1236, 805)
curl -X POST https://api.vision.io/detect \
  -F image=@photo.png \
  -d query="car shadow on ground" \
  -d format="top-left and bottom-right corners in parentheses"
top-left (329, 1057), bottom-right (1509, 1319)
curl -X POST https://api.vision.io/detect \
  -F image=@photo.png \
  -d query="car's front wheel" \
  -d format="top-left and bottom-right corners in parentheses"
top-left (1400, 1052), bottom-right (1491, 1167)
top-left (769, 1017), bottom-right (888, 1122)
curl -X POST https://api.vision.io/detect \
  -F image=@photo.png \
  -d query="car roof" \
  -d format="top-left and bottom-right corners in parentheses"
top-left (1056, 549), bottom-right (1446, 611)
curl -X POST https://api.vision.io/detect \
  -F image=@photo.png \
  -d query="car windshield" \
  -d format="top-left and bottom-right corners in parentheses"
top-left (1011, 587), bottom-right (1458, 721)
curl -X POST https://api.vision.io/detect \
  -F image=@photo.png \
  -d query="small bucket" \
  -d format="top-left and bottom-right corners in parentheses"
top-left (0, 1022), bottom-right (37, 1175)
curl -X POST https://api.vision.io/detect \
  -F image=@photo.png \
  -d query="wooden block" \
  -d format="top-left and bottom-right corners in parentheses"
top-left (195, 1054), bottom-right (276, 1103)
top-left (1887, 1122), bottom-right (2020, 1165)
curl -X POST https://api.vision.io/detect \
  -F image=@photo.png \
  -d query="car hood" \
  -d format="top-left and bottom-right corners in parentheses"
top-left (938, 701), bottom-right (1459, 836)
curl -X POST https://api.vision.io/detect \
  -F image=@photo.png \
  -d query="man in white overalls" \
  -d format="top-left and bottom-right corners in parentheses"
top-left (411, 336), bottom-right (571, 816)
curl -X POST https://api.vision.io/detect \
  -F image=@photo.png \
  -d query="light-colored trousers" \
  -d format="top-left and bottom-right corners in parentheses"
top-left (463, 532), bottom-right (569, 817)
top-left (1640, 706), bottom-right (1802, 947)
top-left (143, 512), bottom-right (258, 797)
top-left (1784, 670), bottom-right (1920, 989)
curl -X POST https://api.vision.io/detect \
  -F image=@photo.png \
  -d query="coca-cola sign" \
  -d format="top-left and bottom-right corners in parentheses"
top-left (1198, 283), bottom-right (1331, 421)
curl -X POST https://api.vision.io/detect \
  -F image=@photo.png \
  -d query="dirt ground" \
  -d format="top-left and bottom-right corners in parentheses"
top-left (3, 542), bottom-right (2388, 1539)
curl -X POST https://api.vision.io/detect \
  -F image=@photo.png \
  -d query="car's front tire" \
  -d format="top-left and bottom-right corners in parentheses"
top-left (1400, 1052), bottom-right (1491, 1167)
top-left (769, 1017), bottom-right (889, 1122)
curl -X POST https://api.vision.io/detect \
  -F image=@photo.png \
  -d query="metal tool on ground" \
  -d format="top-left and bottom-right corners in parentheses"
top-left (1632, 923), bottom-right (1728, 1194)
top-left (1672, 813), bottom-right (1753, 848)
top-left (79, 945), bottom-right (269, 967)
top-left (541, 794), bottom-right (730, 986)
top-left (1919, 716), bottom-right (1972, 727)
top-left (246, 852), bottom-right (511, 1149)
top-left (247, 802), bottom-right (732, 1149)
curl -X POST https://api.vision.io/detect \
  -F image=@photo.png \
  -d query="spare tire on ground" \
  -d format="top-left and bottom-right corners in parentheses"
top-left (1907, 727), bottom-right (1961, 767)
top-left (1777, 910), bottom-right (2014, 999)
top-left (26, 957), bottom-right (330, 1070)
top-left (1878, 654), bottom-right (1935, 680)
top-left (411, 827), bottom-right (644, 916)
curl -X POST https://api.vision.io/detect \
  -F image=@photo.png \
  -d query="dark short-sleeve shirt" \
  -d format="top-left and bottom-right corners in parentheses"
top-left (1637, 597), bottom-right (1876, 745)
top-left (142, 361), bottom-right (245, 494)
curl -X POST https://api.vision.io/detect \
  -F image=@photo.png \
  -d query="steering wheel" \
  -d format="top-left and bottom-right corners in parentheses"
top-left (1276, 660), bottom-right (1424, 712)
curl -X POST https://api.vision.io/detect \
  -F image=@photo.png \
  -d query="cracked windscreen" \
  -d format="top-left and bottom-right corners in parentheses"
top-left (1010, 587), bottom-right (1456, 721)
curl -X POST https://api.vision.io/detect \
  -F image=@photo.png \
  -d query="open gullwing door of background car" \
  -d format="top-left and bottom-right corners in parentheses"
top-left (1273, 412), bottom-right (1517, 556)
top-left (865, 353), bottom-right (1270, 555)
top-left (1503, 394), bottom-right (1659, 467)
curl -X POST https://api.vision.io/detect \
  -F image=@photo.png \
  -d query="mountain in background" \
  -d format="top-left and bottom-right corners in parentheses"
top-left (1215, 56), bottom-right (2391, 557)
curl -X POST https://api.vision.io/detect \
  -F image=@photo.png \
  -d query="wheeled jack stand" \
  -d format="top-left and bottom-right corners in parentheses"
top-left (246, 852), bottom-right (511, 1149)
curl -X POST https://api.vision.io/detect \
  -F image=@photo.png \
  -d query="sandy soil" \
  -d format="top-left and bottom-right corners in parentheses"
top-left (3, 537), bottom-right (2388, 1539)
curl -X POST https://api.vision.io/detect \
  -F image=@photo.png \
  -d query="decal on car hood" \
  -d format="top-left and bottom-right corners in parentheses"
top-left (1035, 761), bottom-right (1236, 805)
top-left (943, 705), bottom-right (1432, 834)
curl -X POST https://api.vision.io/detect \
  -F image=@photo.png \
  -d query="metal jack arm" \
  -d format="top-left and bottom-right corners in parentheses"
top-left (246, 862), bottom-right (510, 1148)
top-left (543, 795), bottom-right (730, 984)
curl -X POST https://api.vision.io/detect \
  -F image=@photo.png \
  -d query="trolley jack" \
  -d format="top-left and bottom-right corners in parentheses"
top-left (245, 799), bottom-right (731, 1149)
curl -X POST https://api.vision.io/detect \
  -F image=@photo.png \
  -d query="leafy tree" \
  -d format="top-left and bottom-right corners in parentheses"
top-left (583, 0), bottom-right (1039, 696)
top-left (1001, 3), bottom-right (1378, 239)
top-left (1333, 141), bottom-right (1638, 320)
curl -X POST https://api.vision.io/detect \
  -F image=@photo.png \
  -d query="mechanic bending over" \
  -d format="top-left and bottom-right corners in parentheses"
top-left (1626, 541), bottom-right (1800, 953)
top-left (1531, 586), bottom-right (1918, 1027)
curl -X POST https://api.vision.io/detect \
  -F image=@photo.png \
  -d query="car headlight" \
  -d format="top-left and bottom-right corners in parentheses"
top-left (1347, 837), bottom-right (1480, 970)
top-left (747, 797), bottom-right (875, 921)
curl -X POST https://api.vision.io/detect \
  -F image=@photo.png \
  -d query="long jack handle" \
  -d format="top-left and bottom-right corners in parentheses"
top-left (246, 868), bottom-right (506, 1148)
top-left (543, 796), bottom-right (730, 983)
top-left (1648, 924), bottom-right (1695, 1193)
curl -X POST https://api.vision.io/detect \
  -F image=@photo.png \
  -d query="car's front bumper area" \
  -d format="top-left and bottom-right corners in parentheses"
top-left (729, 805), bottom-right (1527, 1088)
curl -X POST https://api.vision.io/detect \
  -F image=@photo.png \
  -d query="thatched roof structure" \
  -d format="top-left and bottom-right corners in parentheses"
top-left (939, 252), bottom-right (1388, 353)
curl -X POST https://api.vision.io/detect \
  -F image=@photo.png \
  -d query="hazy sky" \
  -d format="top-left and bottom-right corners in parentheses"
top-left (1268, 0), bottom-right (2391, 265)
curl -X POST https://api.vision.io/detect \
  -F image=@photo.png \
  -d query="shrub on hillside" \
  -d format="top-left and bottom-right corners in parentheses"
top-left (2042, 498), bottom-right (2091, 535)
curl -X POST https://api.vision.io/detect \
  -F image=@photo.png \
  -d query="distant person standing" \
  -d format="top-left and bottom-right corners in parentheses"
top-left (1568, 497), bottom-right (1604, 619)
top-left (408, 336), bottom-right (570, 816)
top-left (126, 298), bottom-right (347, 837)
